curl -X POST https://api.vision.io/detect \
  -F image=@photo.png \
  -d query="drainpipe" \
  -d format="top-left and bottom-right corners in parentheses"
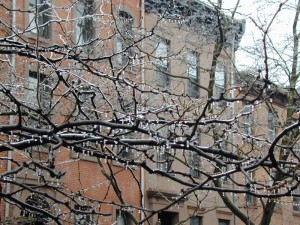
top-left (5, 0), bottom-right (16, 219)
top-left (140, 0), bottom-right (145, 223)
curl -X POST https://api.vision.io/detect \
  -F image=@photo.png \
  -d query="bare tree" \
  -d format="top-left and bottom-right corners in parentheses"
top-left (0, 0), bottom-right (299, 225)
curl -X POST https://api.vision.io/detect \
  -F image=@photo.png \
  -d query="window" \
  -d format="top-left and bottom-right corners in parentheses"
top-left (190, 216), bottom-right (202, 225)
top-left (268, 110), bottom-right (275, 140)
top-left (293, 187), bottom-right (300, 212)
top-left (214, 61), bottom-right (225, 98)
top-left (245, 171), bottom-right (254, 204)
top-left (293, 196), bottom-right (300, 212)
top-left (75, 205), bottom-right (94, 225)
top-left (156, 38), bottom-right (170, 87)
top-left (116, 210), bottom-right (132, 225)
top-left (29, 0), bottom-right (51, 38)
top-left (28, 71), bottom-right (51, 109)
top-left (293, 142), bottom-right (300, 157)
top-left (187, 51), bottom-right (199, 98)
top-left (189, 151), bottom-right (201, 178)
top-left (116, 133), bottom-right (135, 160)
top-left (157, 148), bottom-right (171, 172)
top-left (116, 11), bottom-right (135, 65)
top-left (219, 219), bottom-right (230, 225)
top-left (156, 127), bottom-right (171, 172)
top-left (217, 140), bottom-right (228, 184)
top-left (241, 104), bottom-right (253, 135)
top-left (74, 0), bottom-right (94, 45)
top-left (20, 194), bottom-right (51, 224)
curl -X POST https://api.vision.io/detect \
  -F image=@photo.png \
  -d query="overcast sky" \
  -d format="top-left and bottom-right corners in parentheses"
top-left (202, 0), bottom-right (298, 84)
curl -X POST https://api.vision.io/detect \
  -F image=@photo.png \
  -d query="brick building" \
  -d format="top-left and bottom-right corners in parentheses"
top-left (0, 0), bottom-right (300, 225)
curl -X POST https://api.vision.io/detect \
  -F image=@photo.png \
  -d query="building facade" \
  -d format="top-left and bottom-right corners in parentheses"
top-left (0, 1), bottom-right (300, 225)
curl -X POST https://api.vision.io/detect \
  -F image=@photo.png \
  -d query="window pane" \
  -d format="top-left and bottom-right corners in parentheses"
top-left (116, 11), bottom-right (134, 64)
top-left (156, 38), bottom-right (169, 86)
top-left (190, 216), bottom-right (201, 225)
top-left (242, 105), bottom-right (253, 135)
top-left (268, 110), bottom-right (275, 139)
top-left (219, 219), bottom-right (230, 225)
top-left (74, 0), bottom-right (94, 44)
top-left (29, 0), bottom-right (50, 38)
top-left (215, 62), bottom-right (225, 87)
top-left (187, 51), bottom-right (199, 98)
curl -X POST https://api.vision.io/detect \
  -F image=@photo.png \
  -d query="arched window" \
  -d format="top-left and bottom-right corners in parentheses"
top-left (20, 194), bottom-right (51, 225)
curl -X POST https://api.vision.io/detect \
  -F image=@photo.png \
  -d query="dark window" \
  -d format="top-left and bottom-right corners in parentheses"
top-left (219, 219), bottom-right (230, 225)
top-left (29, 0), bottom-right (51, 38)
top-left (293, 187), bottom-right (300, 212)
top-left (187, 50), bottom-right (199, 98)
top-left (20, 194), bottom-right (51, 225)
top-left (116, 210), bottom-right (132, 225)
top-left (116, 133), bottom-right (135, 160)
top-left (190, 216), bottom-right (202, 225)
top-left (189, 151), bottom-right (201, 178)
top-left (245, 171), bottom-right (254, 204)
top-left (74, 0), bottom-right (94, 45)
top-left (74, 205), bottom-right (94, 225)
